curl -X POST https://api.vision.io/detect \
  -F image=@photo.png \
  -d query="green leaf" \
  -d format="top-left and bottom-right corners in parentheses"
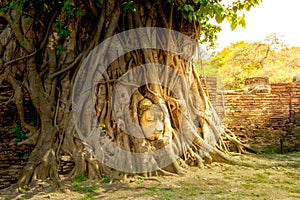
top-left (232, 6), bottom-right (237, 12)
top-left (76, 9), bottom-right (83, 16)
top-left (0, 6), bottom-right (8, 13)
top-left (123, 1), bottom-right (136, 14)
top-left (101, 177), bottom-right (111, 183)
top-left (58, 29), bottom-right (70, 37)
top-left (245, 3), bottom-right (251, 11)
top-left (230, 21), bottom-right (237, 30)
top-left (54, 20), bottom-right (63, 28)
top-left (95, 0), bottom-right (104, 8)
top-left (99, 123), bottom-right (106, 134)
top-left (208, 9), bottom-right (214, 18)
top-left (201, 0), bottom-right (207, 6)
top-left (238, 16), bottom-right (246, 28)
top-left (75, 174), bottom-right (88, 182)
top-left (183, 4), bottom-right (194, 12)
top-left (188, 13), bottom-right (193, 22)
top-left (215, 13), bottom-right (224, 23)
top-left (56, 44), bottom-right (66, 56)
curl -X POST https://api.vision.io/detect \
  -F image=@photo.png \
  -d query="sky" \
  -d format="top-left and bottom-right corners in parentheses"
top-left (216, 0), bottom-right (300, 50)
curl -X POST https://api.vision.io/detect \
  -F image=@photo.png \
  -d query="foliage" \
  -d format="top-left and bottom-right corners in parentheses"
top-left (211, 40), bottom-right (300, 89)
top-left (56, 44), bottom-right (67, 56)
top-left (13, 123), bottom-right (27, 142)
top-left (73, 182), bottom-right (97, 192)
top-left (143, 185), bottom-right (198, 200)
top-left (123, 1), bottom-right (136, 14)
top-left (22, 150), bottom-right (31, 159)
top-left (75, 174), bottom-right (88, 182)
top-left (136, 177), bottom-right (145, 184)
top-left (195, 59), bottom-right (219, 77)
top-left (72, 174), bottom-right (96, 199)
top-left (99, 123), bottom-right (106, 136)
top-left (80, 194), bottom-right (95, 200)
top-left (94, 0), bottom-right (104, 9)
top-left (62, 0), bottom-right (83, 17)
top-left (262, 148), bottom-right (277, 155)
top-left (173, 0), bottom-right (262, 45)
top-left (101, 177), bottom-right (111, 183)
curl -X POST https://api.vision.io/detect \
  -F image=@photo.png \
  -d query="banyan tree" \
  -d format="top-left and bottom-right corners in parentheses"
top-left (0, 0), bottom-right (261, 187)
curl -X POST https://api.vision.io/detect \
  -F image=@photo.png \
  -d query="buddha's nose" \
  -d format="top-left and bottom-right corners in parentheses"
top-left (156, 121), bottom-right (164, 132)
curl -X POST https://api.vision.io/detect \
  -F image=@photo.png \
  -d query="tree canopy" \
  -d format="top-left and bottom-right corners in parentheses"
top-left (210, 37), bottom-right (300, 89)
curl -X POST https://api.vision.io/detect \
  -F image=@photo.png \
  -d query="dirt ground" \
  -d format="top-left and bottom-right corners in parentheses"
top-left (0, 152), bottom-right (299, 200)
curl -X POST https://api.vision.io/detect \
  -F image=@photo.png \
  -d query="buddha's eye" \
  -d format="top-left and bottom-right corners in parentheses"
top-left (147, 117), bottom-right (154, 122)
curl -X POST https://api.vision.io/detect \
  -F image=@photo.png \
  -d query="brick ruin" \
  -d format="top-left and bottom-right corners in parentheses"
top-left (0, 86), bottom-right (33, 189)
top-left (205, 76), bottom-right (300, 153)
top-left (0, 77), bottom-right (300, 189)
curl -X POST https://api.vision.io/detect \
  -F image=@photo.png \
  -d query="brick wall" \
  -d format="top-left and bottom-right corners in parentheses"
top-left (0, 86), bottom-right (35, 189)
top-left (0, 132), bottom-right (32, 189)
top-left (290, 83), bottom-right (300, 125)
top-left (202, 76), bottom-right (300, 152)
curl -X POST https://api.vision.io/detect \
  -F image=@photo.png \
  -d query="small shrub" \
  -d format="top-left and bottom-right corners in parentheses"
top-left (75, 174), bottom-right (88, 182)
top-left (101, 177), bottom-right (110, 183)
top-left (22, 151), bottom-right (31, 159)
top-left (136, 177), bottom-right (144, 184)
top-left (262, 148), bottom-right (277, 156)
top-left (13, 123), bottom-right (27, 142)
top-left (73, 182), bottom-right (97, 193)
top-left (80, 193), bottom-right (95, 200)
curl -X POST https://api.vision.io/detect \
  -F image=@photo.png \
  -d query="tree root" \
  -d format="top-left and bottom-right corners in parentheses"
top-left (17, 129), bottom-right (40, 146)
top-left (224, 128), bottom-right (259, 154)
top-left (210, 147), bottom-right (268, 168)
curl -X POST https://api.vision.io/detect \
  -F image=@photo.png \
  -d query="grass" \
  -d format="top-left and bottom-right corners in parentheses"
top-left (142, 184), bottom-right (200, 200)
top-left (241, 183), bottom-right (256, 189)
top-left (80, 193), bottom-right (95, 200)
top-left (75, 174), bottom-right (88, 182)
top-left (283, 179), bottom-right (295, 185)
top-left (135, 177), bottom-right (145, 184)
top-left (253, 173), bottom-right (269, 183)
top-left (73, 182), bottom-right (97, 193)
top-left (12, 152), bottom-right (298, 200)
top-left (236, 191), bottom-right (259, 197)
top-left (101, 177), bottom-right (111, 183)
top-left (262, 148), bottom-right (277, 157)
top-left (143, 187), bottom-right (172, 200)
top-left (288, 187), bottom-right (300, 194)
top-left (290, 194), bottom-right (300, 199)
top-left (284, 171), bottom-right (300, 180)
top-left (240, 155), bottom-right (251, 161)
top-left (72, 174), bottom-right (97, 200)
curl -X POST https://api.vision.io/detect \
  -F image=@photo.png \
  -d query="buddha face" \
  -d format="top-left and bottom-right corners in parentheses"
top-left (138, 99), bottom-right (164, 140)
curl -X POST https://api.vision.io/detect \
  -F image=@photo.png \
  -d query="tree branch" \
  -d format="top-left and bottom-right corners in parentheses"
top-left (103, 3), bottom-right (121, 40)
top-left (3, 50), bottom-right (37, 67)
top-left (83, 0), bottom-right (98, 19)
top-left (1, 11), bottom-right (35, 53)
top-left (39, 10), bottom-right (59, 50)
top-left (157, 0), bottom-right (169, 28)
top-left (49, 53), bottom-right (83, 78)
top-left (6, 70), bottom-right (36, 133)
